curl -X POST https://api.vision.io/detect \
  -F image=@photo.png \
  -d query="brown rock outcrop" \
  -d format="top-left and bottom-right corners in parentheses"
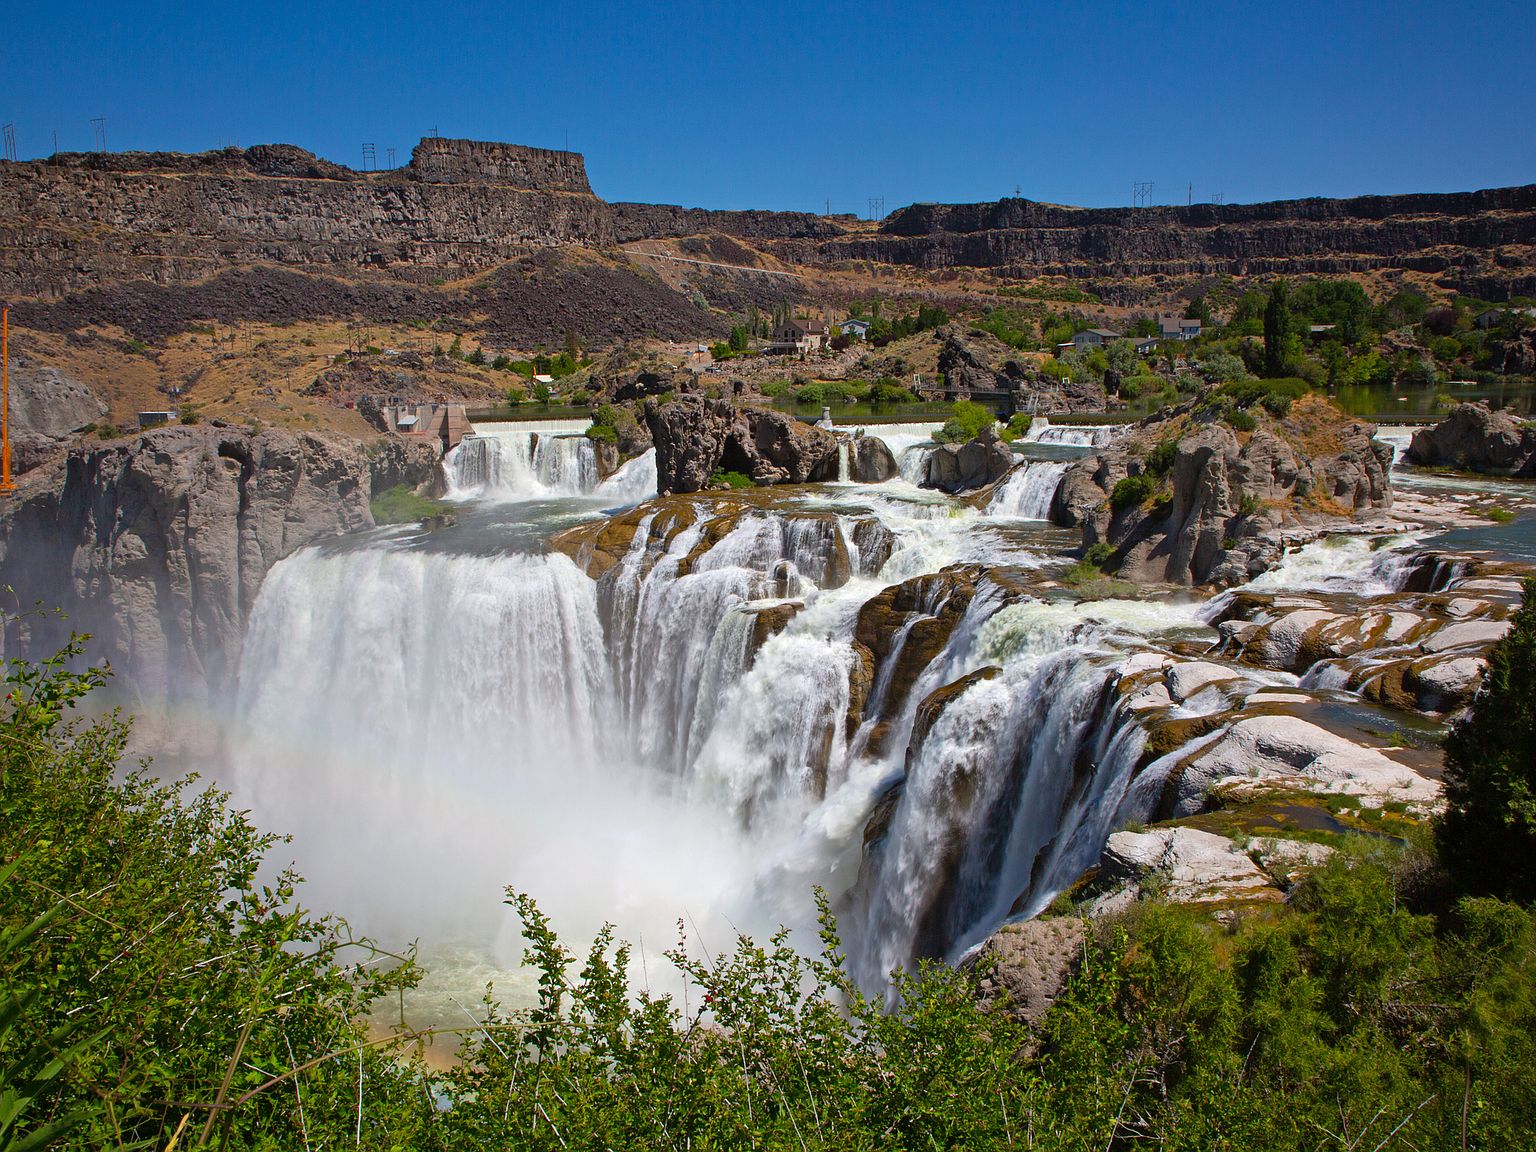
top-left (644, 398), bottom-right (838, 494)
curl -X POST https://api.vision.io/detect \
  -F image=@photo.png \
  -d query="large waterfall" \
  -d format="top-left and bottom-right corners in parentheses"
top-left (220, 417), bottom-right (1456, 1009)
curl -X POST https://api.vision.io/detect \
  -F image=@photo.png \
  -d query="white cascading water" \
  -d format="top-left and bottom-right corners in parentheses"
top-left (445, 420), bottom-right (599, 500)
top-left (985, 460), bottom-right (1071, 519)
top-left (1020, 418), bottom-right (1125, 448)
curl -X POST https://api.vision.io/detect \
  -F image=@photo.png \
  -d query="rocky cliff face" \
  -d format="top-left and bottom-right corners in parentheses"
top-left (775, 186), bottom-right (1536, 297)
top-left (1406, 402), bottom-right (1536, 476)
top-left (0, 424), bottom-right (405, 712)
top-left (1055, 396), bottom-right (1393, 586)
top-left (3, 356), bottom-right (107, 472)
top-left (0, 141), bottom-right (612, 296)
top-left (644, 398), bottom-right (837, 494)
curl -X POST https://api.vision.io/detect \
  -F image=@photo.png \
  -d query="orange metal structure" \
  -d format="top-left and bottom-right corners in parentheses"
top-left (0, 307), bottom-right (11, 494)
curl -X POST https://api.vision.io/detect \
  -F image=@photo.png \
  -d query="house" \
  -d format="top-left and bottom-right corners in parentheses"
top-left (137, 410), bottom-right (179, 429)
top-left (837, 317), bottom-right (871, 340)
top-left (1476, 307), bottom-right (1536, 330)
top-left (1071, 328), bottom-right (1122, 351)
top-left (1134, 337), bottom-right (1159, 355)
top-left (1157, 313), bottom-right (1202, 341)
top-left (766, 318), bottom-right (827, 355)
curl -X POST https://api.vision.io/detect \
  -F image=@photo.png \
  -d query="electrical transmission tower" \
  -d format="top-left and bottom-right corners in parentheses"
top-left (2, 125), bottom-right (15, 163)
top-left (362, 143), bottom-right (376, 171)
top-left (1132, 181), bottom-right (1153, 208)
top-left (867, 196), bottom-right (885, 221)
top-left (91, 117), bottom-right (106, 152)
top-left (387, 147), bottom-right (396, 168)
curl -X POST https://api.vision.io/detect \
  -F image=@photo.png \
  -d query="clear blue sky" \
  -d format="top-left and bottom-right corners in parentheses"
top-left (4, 0), bottom-right (1533, 213)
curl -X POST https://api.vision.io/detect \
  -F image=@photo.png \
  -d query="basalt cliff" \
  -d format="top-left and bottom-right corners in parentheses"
top-left (2, 137), bottom-right (1533, 320)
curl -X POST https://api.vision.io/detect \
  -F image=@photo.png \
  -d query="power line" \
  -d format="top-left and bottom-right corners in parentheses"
top-left (1132, 181), bottom-right (1153, 208)
top-left (386, 147), bottom-right (396, 168)
top-left (91, 117), bottom-right (106, 152)
top-left (362, 143), bottom-right (376, 171)
top-left (867, 196), bottom-right (884, 222)
top-left (2, 125), bottom-right (15, 163)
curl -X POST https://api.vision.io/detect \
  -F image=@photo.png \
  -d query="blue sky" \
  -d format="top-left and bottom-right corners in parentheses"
top-left (3, 0), bottom-right (1532, 212)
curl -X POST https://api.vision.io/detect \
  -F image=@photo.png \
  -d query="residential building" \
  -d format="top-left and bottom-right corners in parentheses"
top-left (1071, 328), bottom-right (1122, 351)
top-left (766, 318), bottom-right (827, 355)
top-left (837, 317), bottom-right (871, 340)
top-left (1158, 313), bottom-right (1202, 341)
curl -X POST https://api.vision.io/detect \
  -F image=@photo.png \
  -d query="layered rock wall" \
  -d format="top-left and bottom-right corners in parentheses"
top-left (0, 424), bottom-right (404, 711)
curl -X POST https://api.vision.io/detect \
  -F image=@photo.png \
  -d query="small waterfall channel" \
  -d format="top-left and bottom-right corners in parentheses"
top-left (445, 420), bottom-right (602, 500)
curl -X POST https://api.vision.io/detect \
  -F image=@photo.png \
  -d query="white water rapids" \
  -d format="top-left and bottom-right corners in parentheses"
top-left (220, 417), bottom-right (1448, 1016)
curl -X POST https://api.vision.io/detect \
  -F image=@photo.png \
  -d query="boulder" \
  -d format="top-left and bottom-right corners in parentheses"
top-left (923, 427), bottom-right (1014, 494)
top-left (644, 397), bottom-right (837, 494)
top-left (850, 434), bottom-right (898, 483)
top-left (4, 358), bottom-right (108, 472)
top-left (969, 917), bottom-right (1088, 1031)
top-left (1405, 402), bottom-right (1536, 476)
top-left (1099, 827), bottom-right (1280, 907)
top-left (1167, 714), bottom-right (1438, 815)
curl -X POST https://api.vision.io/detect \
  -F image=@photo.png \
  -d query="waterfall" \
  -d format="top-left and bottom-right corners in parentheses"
top-left (444, 420), bottom-right (597, 500)
top-left (838, 440), bottom-right (851, 482)
top-left (1021, 419), bottom-right (1124, 448)
top-left (985, 460), bottom-right (1070, 519)
top-left (596, 448), bottom-right (658, 505)
top-left (1240, 534), bottom-right (1424, 595)
top-left (897, 444), bottom-right (934, 486)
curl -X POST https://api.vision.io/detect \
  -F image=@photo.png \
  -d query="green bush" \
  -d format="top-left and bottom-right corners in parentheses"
top-left (1438, 578), bottom-right (1536, 902)
top-left (1083, 542), bottom-right (1116, 570)
top-left (1145, 438), bottom-right (1179, 477)
top-left (1111, 473), bottom-right (1156, 510)
top-left (370, 484), bottom-right (448, 524)
top-left (1226, 407), bottom-right (1257, 432)
top-left (932, 400), bottom-right (996, 444)
top-left (586, 423), bottom-right (617, 444)
top-left (708, 469), bottom-right (753, 489)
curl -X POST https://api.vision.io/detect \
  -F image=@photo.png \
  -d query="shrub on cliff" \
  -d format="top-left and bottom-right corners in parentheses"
top-left (1438, 577), bottom-right (1536, 903)
top-left (932, 400), bottom-right (995, 444)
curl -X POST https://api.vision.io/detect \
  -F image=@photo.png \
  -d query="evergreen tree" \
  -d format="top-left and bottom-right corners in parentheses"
top-left (1263, 281), bottom-right (1296, 377)
top-left (1438, 578), bottom-right (1536, 902)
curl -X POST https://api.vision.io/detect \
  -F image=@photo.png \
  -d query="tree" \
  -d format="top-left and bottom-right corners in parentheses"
top-left (1183, 294), bottom-right (1213, 324)
top-left (1263, 282), bottom-right (1299, 377)
top-left (1437, 578), bottom-right (1536, 902)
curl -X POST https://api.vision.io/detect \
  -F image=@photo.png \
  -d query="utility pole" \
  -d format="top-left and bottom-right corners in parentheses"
top-left (362, 143), bottom-right (376, 171)
top-left (2, 125), bottom-right (15, 163)
top-left (1133, 181), bottom-right (1153, 208)
top-left (387, 147), bottom-right (396, 168)
top-left (1, 308), bottom-right (13, 494)
top-left (91, 117), bottom-right (106, 152)
top-left (1187, 182), bottom-right (1192, 206)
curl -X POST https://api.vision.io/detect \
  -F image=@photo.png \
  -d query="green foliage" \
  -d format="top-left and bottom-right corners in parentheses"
top-left (467, 346), bottom-right (486, 366)
top-left (973, 307), bottom-right (1037, 350)
top-left (587, 403), bottom-right (621, 445)
top-left (1438, 578), bottom-right (1536, 902)
top-left (931, 400), bottom-right (996, 444)
top-left (491, 353), bottom-right (511, 371)
top-left (123, 338), bottom-right (148, 355)
top-left (1264, 281), bottom-right (1301, 377)
top-left (1145, 437), bottom-right (1179, 477)
top-left (1, 639), bottom-right (424, 1150)
top-left (1238, 491), bottom-right (1263, 517)
top-left (1082, 542), bottom-right (1116, 570)
top-left (1226, 407), bottom-right (1258, 432)
top-left (370, 484), bottom-right (448, 524)
top-left (1111, 473), bottom-right (1156, 510)
top-left (867, 377), bottom-right (917, 404)
top-left (867, 303), bottom-right (949, 347)
top-left (504, 385), bottom-right (525, 406)
top-left (532, 382), bottom-right (553, 404)
top-left (996, 281), bottom-right (1101, 304)
top-left (708, 469), bottom-right (754, 489)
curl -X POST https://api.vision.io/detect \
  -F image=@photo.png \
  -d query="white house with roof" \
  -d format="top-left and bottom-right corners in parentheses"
top-left (837, 317), bottom-right (871, 340)
top-left (1158, 313), bottom-right (1202, 341)
top-left (1071, 328), bottom-right (1122, 351)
